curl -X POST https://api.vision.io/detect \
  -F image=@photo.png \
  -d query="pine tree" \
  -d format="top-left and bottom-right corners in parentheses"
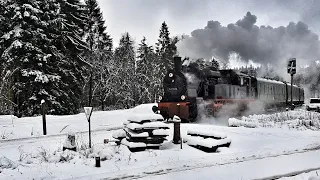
top-left (0, 0), bottom-right (90, 116)
top-left (154, 22), bottom-right (179, 98)
top-left (83, 0), bottom-right (113, 109)
top-left (136, 37), bottom-right (157, 103)
top-left (0, 0), bottom-right (14, 114)
top-left (155, 21), bottom-right (178, 74)
top-left (114, 33), bottom-right (136, 108)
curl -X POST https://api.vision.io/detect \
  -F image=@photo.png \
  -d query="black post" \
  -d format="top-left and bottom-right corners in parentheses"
top-left (42, 102), bottom-right (47, 135)
top-left (291, 74), bottom-right (294, 110)
top-left (89, 116), bottom-right (91, 148)
top-left (95, 156), bottom-right (101, 167)
top-left (173, 104), bottom-right (181, 144)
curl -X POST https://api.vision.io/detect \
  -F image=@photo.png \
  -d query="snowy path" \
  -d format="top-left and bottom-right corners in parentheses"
top-left (68, 144), bottom-right (320, 180)
top-left (139, 149), bottom-right (320, 180)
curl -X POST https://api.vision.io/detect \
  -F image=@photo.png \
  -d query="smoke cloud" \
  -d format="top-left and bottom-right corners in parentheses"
top-left (177, 12), bottom-right (320, 68)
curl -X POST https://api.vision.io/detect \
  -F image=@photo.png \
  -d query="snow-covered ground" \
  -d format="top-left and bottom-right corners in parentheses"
top-left (1, 105), bottom-right (320, 179)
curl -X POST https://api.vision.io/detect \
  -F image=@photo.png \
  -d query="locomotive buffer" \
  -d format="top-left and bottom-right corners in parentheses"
top-left (287, 58), bottom-right (296, 110)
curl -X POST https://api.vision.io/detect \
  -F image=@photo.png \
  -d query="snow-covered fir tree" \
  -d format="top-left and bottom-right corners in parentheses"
top-left (114, 32), bottom-right (136, 108)
top-left (0, 0), bottom-right (90, 116)
top-left (155, 21), bottom-right (179, 76)
top-left (136, 37), bottom-right (159, 104)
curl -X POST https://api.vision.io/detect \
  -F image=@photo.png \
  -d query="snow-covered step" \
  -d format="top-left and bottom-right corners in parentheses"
top-left (187, 129), bottom-right (227, 139)
top-left (121, 138), bottom-right (147, 152)
top-left (184, 135), bottom-right (232, 152)
top-left (127, 113), bottom-right (164, 124)
top-left (124, 128), bottom-right (149, 138)
top-left (126, 122), bottom-right (169, 131)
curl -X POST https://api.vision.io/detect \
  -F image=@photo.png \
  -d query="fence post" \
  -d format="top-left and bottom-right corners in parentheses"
top-left (41, 100), bottom-right (47, 135)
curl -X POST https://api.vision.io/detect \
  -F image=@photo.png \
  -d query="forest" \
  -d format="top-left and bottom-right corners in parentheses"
top-left (1, 0), bottom-right (319, 117)
top-left (0, 0), bottom-right (183, 116)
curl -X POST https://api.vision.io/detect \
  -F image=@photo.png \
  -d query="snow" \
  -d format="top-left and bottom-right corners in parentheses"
top-left (257, 77), bottom-right (285, 85)
top-left (12, 40), bottom-right (23, 48)
top-left (0, 156), bottom-right (17, 170)
top-left (152, 129), bottom-right (169, 136)
top-left (228, 110), bottom-right (320, 130)
top-left (121, 138), bottom-right (146, 148)
top-left (184, 135), bottom-right (231, 148)
top-left (23, 11), bottom-right (30, 17)
top-left (112, 129), bottom-right (126, 139)
top-left (187, 129), bottom-right (227, 139)
top-left (124, 128), bottom-right (149, 138)
top-left (0, 104), bottom-right (156, 140)
top-left (1, 104), bottom-right (320, 179)
top-left (126, 121), bottom-right (169, 131)
top-left (22, 4), bottom-right (42, 13)
top-left (228, 117), bottom-right (258, 128)
top-left (127, 113), bottom-right (163, 123)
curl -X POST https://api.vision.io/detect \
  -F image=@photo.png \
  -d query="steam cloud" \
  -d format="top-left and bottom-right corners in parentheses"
top-left (177, 12), bottom-right (320, 67)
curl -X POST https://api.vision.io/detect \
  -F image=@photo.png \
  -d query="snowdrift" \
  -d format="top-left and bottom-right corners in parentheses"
top-left (228, 110), bottom-right (320, 130)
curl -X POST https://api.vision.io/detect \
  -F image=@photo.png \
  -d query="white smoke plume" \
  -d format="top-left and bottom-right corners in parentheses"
top-left (177, 12), bottom-right (320, 74)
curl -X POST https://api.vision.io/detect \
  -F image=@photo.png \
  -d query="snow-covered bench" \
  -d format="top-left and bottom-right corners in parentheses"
top-left (184, 129), bottom-right (231, 152)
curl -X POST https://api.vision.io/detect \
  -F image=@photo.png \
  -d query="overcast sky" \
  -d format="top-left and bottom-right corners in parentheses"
top-left (98, 0), bottom-right (320, 46)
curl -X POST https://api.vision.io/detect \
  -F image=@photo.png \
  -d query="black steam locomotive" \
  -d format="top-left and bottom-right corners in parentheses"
top-left (153, 57), bottom-right (304, 122)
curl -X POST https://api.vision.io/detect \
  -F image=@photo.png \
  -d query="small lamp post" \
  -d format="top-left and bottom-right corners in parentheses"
top-left (41, 99), bottom-right (47, 135)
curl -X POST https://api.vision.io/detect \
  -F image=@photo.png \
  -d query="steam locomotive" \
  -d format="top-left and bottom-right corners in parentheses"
top-left (153, 56), bottom-right (304, 122)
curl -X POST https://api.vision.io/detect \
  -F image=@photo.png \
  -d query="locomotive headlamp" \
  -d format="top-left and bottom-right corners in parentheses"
top-left (181, 95), bottom-right (186, 100)
top-left (158, 96), bottom-right (162, 101)
top-left (169, 73), bottom-right (173, 78)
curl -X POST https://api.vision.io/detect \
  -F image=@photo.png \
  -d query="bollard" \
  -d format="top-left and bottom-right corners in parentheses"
top-left (95, 156), bottom-right (101, 167)
top-left (173, 115), bottom-right (181, 144)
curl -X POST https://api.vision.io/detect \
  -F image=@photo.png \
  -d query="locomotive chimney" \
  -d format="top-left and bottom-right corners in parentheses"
top-left (174, 56), bottom-right (182, 72)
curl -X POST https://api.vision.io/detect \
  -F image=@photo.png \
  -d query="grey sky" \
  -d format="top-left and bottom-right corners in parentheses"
top-left (98, 0), bottom-right (320, 46)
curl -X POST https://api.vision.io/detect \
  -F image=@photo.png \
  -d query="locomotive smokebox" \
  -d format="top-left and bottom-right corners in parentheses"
top-left (174, 56), bottom-right (182, 72)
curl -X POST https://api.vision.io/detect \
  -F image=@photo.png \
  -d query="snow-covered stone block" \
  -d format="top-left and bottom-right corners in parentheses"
top-left (187, 129), bottom-right (227, 139)
top-left (152, 129), bottom-right (169, 136)
top-left (184, 135), bottom-right (232, 152)
top-left (126, 122), bottom-right (169, 131)
top-left (121, 138), bottom-right (146, 148)
top-left (124, 128), bottom-right (149, 138)
top-left (127, 113), bottom-right (164, 123)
